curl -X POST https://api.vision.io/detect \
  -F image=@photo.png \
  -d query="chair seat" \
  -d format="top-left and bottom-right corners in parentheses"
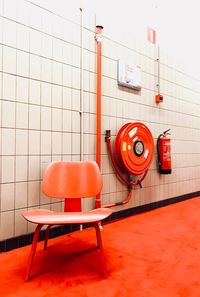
top-left (22, 208), bottom-right (112, 225)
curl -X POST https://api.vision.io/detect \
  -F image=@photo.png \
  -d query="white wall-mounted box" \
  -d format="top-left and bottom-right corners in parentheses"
top-left (117, 60), bottom-right (142, 91)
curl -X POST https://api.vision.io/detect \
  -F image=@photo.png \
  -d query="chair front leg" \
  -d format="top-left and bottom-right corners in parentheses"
top-left (25, 224), bottom-right (43, 282)
top-left (94, 222), bottom-right (108, 278)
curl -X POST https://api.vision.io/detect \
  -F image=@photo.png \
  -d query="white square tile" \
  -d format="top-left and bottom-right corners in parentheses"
top-left (2, 19), bottom-right (17, 47)
top-left (41, 33), bottom-right (52, 58)
top-left (1, 156), bottom-right (15, 183)
top-left (0, 73), bottom-right (2, 104)
top-left (0, 1), bottom-right (2, 17)
top-left (41, 131), bottom-right (51, 155)
top-left (41, 82), bottom-right (51, 106)
top-left (29, 130), bottom-right (40, 155)
top-left (28, 181), bottom-right (40, 207)
top-left (30, 29), bottom-right (41, 55)
top-left (63, 87), bottom-right (71, 109)
top-left (62, 133), bottom-right (71, 154)
top-left (72, 45), bottom-right (80, 67)
top-left (72, 133), bottom-right (80, 155)
top-left (0, 211), bottom-right (14, 240)
top-left (51, 202), bottom-right (62, 212)
top-left (3, 73), bottom-right (16, 101)
top-left (17, 50), bottom-right (29, 77)
top-left (15, 182), bottom-right (28, 209)
top-left (30, 54), bottom-right (41, 79)
top-left (52, 38), bottom-right (63, 62)
top-left (29, 156), bottom-right (40, 180)
top-left (2, 101), bottom-right (15, 128)
top-left (40, 155), bottom-right (51, 173)
top-left (89, 134), bottom-right (95, 155)
top-left (83, 70), bottom-right (89, 94)
top-left (0, 45), bottom-right (2, 70)
top-left (52, 108), bottom-right (62, 131)
top-left (17, 24), bottom-right (29, 51)
top-left (41, 58), bottom-right (52, 82)
top-left (16, 129), bottom-right (28, 155)
top-left (1, 183), bottom-right (15, 211)
top-left (17, 0), bottom-right (30, 25)
top-left (3, 0), bottom-right (17, 19)
top-left (72, 24), bottom-right (80, 45)
top-left (52, 15), bottom-right (64, 39)
top-left (15, 156), bottom-right (28, 182)
top-left (52, 61), bottom-right (62, 85)
top-left (52, 132), bottom-right (62, 155)
top-left (3, 46), bottom-right (16, 74)
top-left (63, 20), bottom-right (73, 44)
top-left (71, 89), bottom-right (80, 110)
top-left (41, 106), bottom-right (51, 130)
top-left (83, 92), bottom-right (90, 112)
top-left (42, 11), bottom-right (52, 35)
top-left (72, 111), bottom-right (80, 133)
top-left (62, 42), bottom-right (72, 65)
top-left (39, 203), bottom-right (51, 211)
top-left (29, 4), bottom-right (42, 30)
top-left (29, 105), bottom-right (40, 129)
top-left (1, 128), bottom-right (15, 155)
top-left (15, 209), bottom-right (28, 236)
top-left (29, 79), bottom-right (40, 105)
top-left (62, 109), bottom-right (71, 132)
top-left (52, 85), bottom-right (62, 108)
top-left (63, 64), bottom-right (72, 87)
top-left (83, 113), bottom-right (90, 134)
top-left (16, 103), bottom-right (28, 129)
top-left (16, 76), bottom-right (28, 103)
top-left (72, 67), bottom-right (80, 89)
top-left (40, 191), bottom-right (51, 208)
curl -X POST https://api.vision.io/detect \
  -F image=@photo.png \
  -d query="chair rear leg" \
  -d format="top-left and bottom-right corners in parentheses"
top-left (44, 225), bottom-right (51, 250)
top-left (94, 222), bottom-right (108, 278)
top-left (25, 224), bottom-right (43, 282)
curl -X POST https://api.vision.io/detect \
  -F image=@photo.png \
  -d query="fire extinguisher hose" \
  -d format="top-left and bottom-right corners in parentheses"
top-left (157, 133), bottom-right (162, 167)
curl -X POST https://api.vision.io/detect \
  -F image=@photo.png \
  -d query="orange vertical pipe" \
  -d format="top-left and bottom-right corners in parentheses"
top-left (95, 25), bottom-right (103, 208)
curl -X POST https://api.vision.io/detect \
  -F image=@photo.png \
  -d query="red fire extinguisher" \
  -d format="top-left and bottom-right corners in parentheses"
top-left (157, 129), bottom-right (172, 174)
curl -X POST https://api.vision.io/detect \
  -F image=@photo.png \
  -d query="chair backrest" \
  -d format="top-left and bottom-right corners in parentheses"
top-left (42, 161), bottom-right (102, 199)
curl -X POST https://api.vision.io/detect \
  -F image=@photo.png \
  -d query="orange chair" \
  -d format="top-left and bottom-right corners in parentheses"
top-left (22, 161), bottom-right (112, 281)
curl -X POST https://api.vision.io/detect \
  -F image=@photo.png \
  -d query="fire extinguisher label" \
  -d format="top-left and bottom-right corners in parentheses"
top-left (144, 149), bottom-right (149, 159)
top-left (164, 142), bottom-right (171, 161)
top-left (129, 127), bottom-right (137, 138)
top-left (122, 141), bottom-right (127, 151)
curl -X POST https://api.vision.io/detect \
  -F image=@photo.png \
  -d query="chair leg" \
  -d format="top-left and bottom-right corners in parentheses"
top-left (44, 225), bottom-right (51, 250)
top-left (94, 222), bottom-right (108, 278)
top-left (25, 224), bottom-right (43, 282)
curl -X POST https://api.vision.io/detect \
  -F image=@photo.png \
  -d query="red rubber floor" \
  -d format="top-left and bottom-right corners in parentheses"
top-left (1, 197), bottom-right (200, 297)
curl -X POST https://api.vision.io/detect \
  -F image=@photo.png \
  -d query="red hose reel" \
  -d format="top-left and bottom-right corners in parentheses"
top-left (114, 122), bottom-right (154, 176)
top-left (104, 122), bottom-right (154, 208)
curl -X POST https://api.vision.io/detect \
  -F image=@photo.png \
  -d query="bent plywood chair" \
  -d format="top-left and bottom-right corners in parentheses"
top-left (22, 161), bottom-right (112, 281)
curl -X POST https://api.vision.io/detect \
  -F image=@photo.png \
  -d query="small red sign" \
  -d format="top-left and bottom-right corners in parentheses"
top-left (147, 27), bottom-right (156, 44)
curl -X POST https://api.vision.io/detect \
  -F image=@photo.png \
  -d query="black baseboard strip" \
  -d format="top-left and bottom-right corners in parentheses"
top-left (1, 191), bottom-right (200, 253)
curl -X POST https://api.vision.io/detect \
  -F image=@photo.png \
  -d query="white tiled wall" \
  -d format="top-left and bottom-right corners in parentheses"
top-left (0, 0), bottom-right (200, 241)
